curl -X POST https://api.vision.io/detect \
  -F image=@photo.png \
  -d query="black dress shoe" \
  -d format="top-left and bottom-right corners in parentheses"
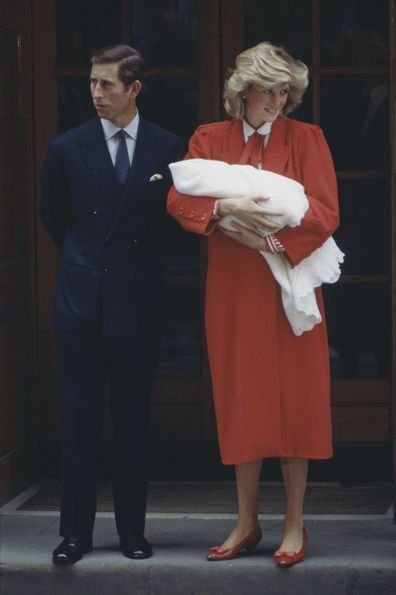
top-left (52, 537), bottom-right (93, 565)
top-left (120, 536), bottom-right (153, 559)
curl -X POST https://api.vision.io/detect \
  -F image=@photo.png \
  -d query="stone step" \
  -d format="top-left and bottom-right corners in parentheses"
top-left (1, 514), bottom-right (396, 595)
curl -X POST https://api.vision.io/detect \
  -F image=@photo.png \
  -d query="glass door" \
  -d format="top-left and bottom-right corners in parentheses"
top-left (34, 0), bottom-right (396, 484)
top-left (35, 0), bottom-right (222, 469)
top-left (221, 0), bottom-right (394, 450)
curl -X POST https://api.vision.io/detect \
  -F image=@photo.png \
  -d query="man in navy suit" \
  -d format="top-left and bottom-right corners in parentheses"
top-left (40, 45), bottom-right (183, 564)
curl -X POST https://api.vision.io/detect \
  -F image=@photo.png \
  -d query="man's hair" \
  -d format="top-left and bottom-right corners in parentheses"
top-left (91, 45), bottom-right (147, 88)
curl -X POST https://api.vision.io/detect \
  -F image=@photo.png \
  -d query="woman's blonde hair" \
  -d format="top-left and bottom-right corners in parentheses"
top-left (224, 42), bottom-right (309, 119)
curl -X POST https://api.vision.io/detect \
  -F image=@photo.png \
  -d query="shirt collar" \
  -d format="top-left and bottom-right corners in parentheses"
top-left (243, 119), bottom-right (272, 141)
top-left (101, 110), bottom-right (140, 140)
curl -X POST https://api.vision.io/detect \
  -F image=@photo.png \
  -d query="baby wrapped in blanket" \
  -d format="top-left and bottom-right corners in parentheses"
top-left (169, 158), bottom-right (344, 336)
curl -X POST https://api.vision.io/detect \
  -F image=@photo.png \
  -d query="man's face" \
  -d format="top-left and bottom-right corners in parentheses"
top-left (90, 62), bottom-right (140, 125)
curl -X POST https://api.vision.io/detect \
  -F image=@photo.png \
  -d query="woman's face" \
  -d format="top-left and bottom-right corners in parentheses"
top-left (244, 82), bottom-right (290, 128)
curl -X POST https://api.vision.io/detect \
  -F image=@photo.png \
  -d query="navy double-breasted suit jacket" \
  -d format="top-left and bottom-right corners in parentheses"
top-left (40, 116), bottom-right (184, 337)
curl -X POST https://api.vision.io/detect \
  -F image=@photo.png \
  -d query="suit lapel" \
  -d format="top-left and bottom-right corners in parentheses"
top-left (123, 117), bottom-right (156, 201)
top-left (77, 118), bottom-right (123, 211)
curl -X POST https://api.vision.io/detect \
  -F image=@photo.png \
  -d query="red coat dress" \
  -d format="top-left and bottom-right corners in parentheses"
top-left (167, 118), bottom-right (339, 465)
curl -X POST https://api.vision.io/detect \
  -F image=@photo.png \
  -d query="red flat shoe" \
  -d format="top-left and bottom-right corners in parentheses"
top-left (274, 528), bottom-right (308, 568)
top-left (207, 525), bottom-right (262, 561)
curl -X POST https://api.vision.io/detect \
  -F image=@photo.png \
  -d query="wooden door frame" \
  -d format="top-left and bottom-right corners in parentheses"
top-left (390, 0), bottom-right (396, 520)
top-left (0, 0), bottom-right (37, 504)
top-left (33, 0), bottom-right (59, 452)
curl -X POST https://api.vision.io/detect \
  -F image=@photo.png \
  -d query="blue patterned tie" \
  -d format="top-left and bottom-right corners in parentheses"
top-left (114, 129), bottom-right (130, 185)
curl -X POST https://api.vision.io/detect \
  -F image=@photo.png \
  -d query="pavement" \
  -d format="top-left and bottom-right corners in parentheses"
top-left (1, 485), bottom-right (396, 595)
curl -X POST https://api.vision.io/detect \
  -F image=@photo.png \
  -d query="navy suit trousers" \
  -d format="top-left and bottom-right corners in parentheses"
top-left (55, 326), bottom-right (161, 541)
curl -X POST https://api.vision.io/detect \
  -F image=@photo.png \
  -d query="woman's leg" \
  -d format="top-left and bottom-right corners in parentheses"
top-left (219, 459), bottom-right (262, 549)
top-left (278, 457), bottom-right (308, 552)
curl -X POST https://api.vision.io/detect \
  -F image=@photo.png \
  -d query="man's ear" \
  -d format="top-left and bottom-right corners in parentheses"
top-left (130, 80), bottom-right (142, 98)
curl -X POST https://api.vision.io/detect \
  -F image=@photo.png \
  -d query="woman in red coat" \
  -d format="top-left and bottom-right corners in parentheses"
top-left (167, 42), bottom-right (339, 566)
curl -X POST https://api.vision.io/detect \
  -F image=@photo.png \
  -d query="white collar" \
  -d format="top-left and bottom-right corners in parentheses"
top-left (101, 111), bottom-right (140, 140)
top-left (243, 119), bottom-right (272, 139)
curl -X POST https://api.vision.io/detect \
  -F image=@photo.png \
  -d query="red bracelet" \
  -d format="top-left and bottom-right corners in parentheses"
top-left (266, 234), bottom-right (285, 254)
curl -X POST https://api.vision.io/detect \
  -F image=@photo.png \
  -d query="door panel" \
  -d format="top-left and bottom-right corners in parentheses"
top-left (221, 0), bottom-right (393, 445)
top-left (35, 0), bottom-right (220, 460)
top-left (0, 0), bottom-right (36, 504)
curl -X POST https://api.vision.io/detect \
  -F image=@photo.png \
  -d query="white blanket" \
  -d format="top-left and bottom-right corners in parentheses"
top-left (169, 158), bottom-right (344, 336)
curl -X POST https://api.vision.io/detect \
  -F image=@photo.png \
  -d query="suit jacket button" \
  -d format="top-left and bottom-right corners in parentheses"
top-left (104, 267), bottom-right (110, 272)
top-left (93, 209), bottom-right (99, 215)
top-left (133, 238), bottom-right (138, 244)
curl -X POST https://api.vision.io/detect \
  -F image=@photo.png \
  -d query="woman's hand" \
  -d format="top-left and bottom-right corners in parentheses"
top-left (218, 196), bottom-right (281, 234)
top-left (219, 221), bottom-right (271, 251)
